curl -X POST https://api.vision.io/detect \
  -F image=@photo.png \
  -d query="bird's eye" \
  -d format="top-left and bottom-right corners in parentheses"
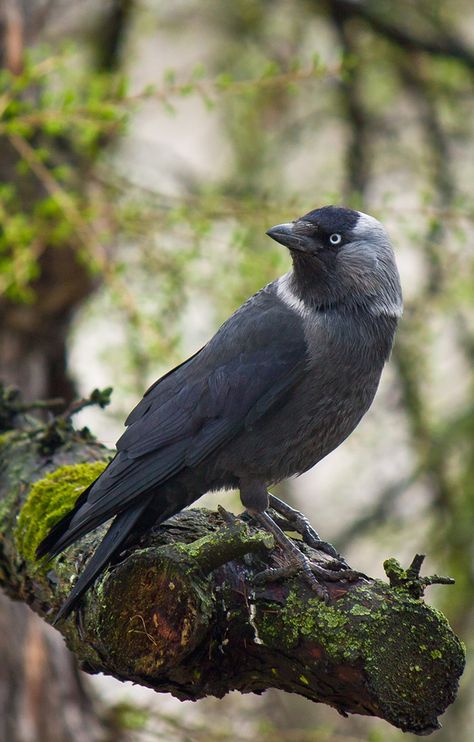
top-left (329, 233), bottom-right (342, 245)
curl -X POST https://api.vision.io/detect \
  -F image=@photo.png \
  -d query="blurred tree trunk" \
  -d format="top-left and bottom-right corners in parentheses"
top-left (0, 595), bottom-right (106, 742)
top-left (0, 2), bottom-right (133, 740)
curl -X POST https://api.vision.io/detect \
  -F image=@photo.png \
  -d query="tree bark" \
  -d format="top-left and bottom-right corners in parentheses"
top-left (0, 406), bottom-right (465, 737)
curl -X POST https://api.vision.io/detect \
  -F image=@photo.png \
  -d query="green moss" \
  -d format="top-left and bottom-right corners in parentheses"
top-left (173, 522), bottom-right (273, 574)
top-left (15, 460), bottom-right (107, 562)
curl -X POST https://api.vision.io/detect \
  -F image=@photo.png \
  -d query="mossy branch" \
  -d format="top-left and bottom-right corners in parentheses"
top-left (0, 402), bottom-right (465, 736)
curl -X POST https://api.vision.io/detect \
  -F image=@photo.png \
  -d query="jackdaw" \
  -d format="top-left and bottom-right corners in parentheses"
top-left (37, 205), bottom-right (403, 622)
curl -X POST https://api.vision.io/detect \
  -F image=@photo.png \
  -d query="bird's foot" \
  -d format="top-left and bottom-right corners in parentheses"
top-left (251, 510), bottom-right (359, 599)
top-left (268, 493), bottom-right (348, 567)
top-left (254, 559), bottom-right (329, 600)
top-left (253, 553), bottom-right (359, 600)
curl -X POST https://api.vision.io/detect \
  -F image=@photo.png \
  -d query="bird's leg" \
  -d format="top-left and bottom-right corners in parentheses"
top-left (251, 510), bottom-right (359, 598)
top-left (268, 494), bottom-right (348, 568)
top-left (251, 511), bottom-right (325, 599)
top-left (239, 481), bottom-right (357, 596)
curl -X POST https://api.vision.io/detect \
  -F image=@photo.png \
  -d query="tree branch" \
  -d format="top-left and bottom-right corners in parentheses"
top-left (326, 0), bottom-right (474, 69)
top-left (0, 396), bottom-right (465, 736)
top-left (329, 4), bottom-right (371, 199)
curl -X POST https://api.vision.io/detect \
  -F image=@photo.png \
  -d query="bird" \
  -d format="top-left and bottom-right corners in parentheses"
top-left (37, 205), bottom-right (403, 623)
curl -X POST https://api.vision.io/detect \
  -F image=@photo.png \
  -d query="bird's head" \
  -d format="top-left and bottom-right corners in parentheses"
top-left (266, 206), bottom-right (402, 316)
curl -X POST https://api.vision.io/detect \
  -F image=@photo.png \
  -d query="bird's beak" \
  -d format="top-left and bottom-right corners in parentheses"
top-left (266, 222), bottom-right (308, 253)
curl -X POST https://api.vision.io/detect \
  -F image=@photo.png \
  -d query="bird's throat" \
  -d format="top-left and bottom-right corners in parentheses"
top-left (290, 252), bottom-right (341, 310)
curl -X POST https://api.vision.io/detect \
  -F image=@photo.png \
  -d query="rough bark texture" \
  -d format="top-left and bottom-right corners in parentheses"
top-left (0, 410), bottom-right (465, 737)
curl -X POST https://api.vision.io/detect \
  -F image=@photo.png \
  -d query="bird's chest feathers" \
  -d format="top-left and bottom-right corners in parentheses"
top-left (289, 311), bottom-right (391, 443)
top-left (304, 308), bottom-right (394, 373)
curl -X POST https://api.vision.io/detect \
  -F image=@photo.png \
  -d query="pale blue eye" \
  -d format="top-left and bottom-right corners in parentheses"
top-left (329, 233), bottom-right (342, 245)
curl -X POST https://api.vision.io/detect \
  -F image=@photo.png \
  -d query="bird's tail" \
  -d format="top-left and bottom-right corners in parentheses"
top-left (52, 495), bottom-right (153, 625)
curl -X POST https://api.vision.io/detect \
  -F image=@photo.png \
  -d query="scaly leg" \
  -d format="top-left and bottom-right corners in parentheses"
top-left (251, 510), bottom-right (359, 597)
top-left (268, 494), bottom-right (348, 568)
top-left (239, 481), bottom-right (358, 595)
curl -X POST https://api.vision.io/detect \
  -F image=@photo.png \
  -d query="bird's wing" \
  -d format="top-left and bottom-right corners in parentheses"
top-left (56, 288), bottom-right (309, 533)
top-left (125, 345), bottom-right (205, 426)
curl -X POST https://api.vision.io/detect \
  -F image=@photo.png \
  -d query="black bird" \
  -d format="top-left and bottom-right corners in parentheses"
top-left (38, 205), bottom-right (403, 622)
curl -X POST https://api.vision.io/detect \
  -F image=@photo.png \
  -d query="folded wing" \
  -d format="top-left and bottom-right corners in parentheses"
top-left (37, 287), bottom-right (309, 557)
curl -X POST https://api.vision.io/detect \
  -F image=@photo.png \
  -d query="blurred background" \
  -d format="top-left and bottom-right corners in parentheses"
top-left (0, 1), bottom-right (473, 741)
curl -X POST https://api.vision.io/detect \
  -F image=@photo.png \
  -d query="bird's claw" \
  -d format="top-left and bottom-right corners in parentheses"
top-left (309, 562), bottom-right (360, 583)
top-left (253, 559), bottom-right (329, 602)
top-left (250, 507), bottom-right (358, 601)
top-left (268, 494), bottom-right (348, 567)
top-left (308, 539), bottom-right (343, 562)
top-left (253, 547), bottom-right (358, 600)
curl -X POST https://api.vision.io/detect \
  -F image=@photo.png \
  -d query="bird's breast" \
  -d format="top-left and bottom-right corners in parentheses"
top-left (212, 355), bottom-right (383, 484)
top-left (208, 308), bottom-right (396, 486)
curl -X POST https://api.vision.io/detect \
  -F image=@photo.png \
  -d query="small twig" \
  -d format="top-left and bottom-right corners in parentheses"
top-left (384, 554), bottom-right (454, 598)
top-left (60, 387), bottom-right (113, 420)
top-left (0, 384), bottom-right (112, 425)
top-left (0, 384), bottom-right (66, 431)
top-left (421, 574), bottom-right (455, 587)
top-left (31, 387), bottom-right (112, 454)
top-left (407, 553), bottom-right (426, 579)
top-left (14, 398), bottom-right (65, 412)
top-left (5, 132), bottom-right (151, 340)
top-left (327, 0), bottom-right (474, 69)
top-left (0, 384), bottom-right (114, 452)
